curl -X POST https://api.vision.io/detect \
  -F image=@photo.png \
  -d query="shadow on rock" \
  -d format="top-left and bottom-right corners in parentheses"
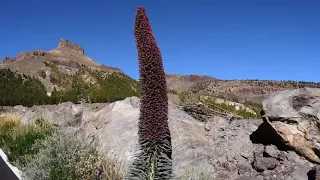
top-left (250, 120), bottom-right (291, 151)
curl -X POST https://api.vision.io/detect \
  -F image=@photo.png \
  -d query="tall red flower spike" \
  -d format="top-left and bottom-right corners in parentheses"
top-left (127, 6), bottom-right (173, 180)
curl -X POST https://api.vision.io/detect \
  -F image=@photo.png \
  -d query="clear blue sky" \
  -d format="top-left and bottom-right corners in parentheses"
top-left (1, 0), bottom-right (320, 82)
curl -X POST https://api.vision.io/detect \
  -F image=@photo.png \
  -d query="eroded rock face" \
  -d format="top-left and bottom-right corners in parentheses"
top-left (262, 87), bottom-right (320, 164)
top-left (5, 96), bottom-right (320, 179)
top-left (1, 50), bottom-right (45, 63)
top-left (1, 57), bottom-right (15, 63)
top-left (57, 38), bottom-right (84, 55)
top-left (183, 104), bottom-right (213, 122)
top-left (16, 50), bottom-right (45, 60)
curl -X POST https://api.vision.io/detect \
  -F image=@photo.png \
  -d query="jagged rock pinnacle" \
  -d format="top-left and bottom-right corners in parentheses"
top-left (57, 38), bottom-right (84, 55)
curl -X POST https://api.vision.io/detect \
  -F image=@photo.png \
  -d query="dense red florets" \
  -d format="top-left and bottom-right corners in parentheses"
top-left (134, 6), bottom-right (171, 151)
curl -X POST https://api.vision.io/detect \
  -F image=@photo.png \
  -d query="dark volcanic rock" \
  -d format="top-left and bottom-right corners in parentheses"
top-left (183, 104), bottom-right (212, 122)
top-left (253, 156), bottom-right (279, 172)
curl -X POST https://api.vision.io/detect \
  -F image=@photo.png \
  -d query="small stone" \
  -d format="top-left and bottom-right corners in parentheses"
top-left (287, 151), bottom-right (300, 162)
top-left (204, 123), bottom-right (211, 131)
top-left (237, 163), bottom-right (252, 175)
top-left (253, 156), bottom-right (279, 172)
top-left (265, 145), bottom-right (280, 158)
top-left (254, 144), bottom-right (265, 157)
top-left (278, 151), bottom-right (287, 161)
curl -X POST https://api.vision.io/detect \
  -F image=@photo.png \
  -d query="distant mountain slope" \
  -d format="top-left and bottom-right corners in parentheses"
top-left (0, 39), bottom-right (124, 91)
top-left (166, 74), bottom-right (320, 105)
top-left (1, 38), bottom-right (319, 113)
top-left (0, 39), bottom-right (140, 106)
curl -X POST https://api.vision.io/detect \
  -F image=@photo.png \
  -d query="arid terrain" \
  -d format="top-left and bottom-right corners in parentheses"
top-left (0, 39), bottom-right (124, 93)
top-left (1, 39), bottom-right (320, 179)
top-left (1, 39), bottom-right (319, 107)
top-left (165, 74), bottom-right (320, 104)
top-left (1, 39), bottom-right (319, 120)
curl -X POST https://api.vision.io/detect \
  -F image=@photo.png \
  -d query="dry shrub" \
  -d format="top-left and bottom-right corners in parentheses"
top-left (180, 167), bottom-right (212, 180)
top-left (20, 129), bottom-right (124, 180)
top-left (0, 115), bottom-right (53, 166)
top-left (0, 113), bottom-right (21, 128)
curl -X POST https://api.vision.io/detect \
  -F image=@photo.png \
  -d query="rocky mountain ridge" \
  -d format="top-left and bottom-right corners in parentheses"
top-left (1, 39), bottom-right (319, 110)
top-left (0, 39), bottom-right (122, 78)
top-left (56, 38), bottom-right (85, 55)
top-left (166, 74), bottom-right (320, 106)
top-left (0, 39), bottom-right (129, 93)
top-left (0, 39), bottom-right (140, 107)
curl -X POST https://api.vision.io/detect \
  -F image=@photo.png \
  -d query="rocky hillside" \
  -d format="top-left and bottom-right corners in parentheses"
top-left (1, 39), bottom-right (319, 117)
top-left (1, 38), bottom-right (121, 75)
top-left (166, 74), bottom-right (320, 105)
top-left (0, 39), bottom-right (129, 92)
top-left (0, 39), bottom-right (140, 106)
top-left (3, 88), bottom-right (320, 179)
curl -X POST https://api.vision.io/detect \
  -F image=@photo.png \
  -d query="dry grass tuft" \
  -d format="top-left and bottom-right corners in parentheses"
top-left (0, 113), bottom-right (21, 126)
top-left (20, 129), bottom-right (124, 180)
top-left (180, 166), bottom-right (212, 180)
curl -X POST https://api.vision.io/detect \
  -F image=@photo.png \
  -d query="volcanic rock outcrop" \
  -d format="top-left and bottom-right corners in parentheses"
top-left (56, 38), bottom-right (85, 55)
top-left (6, 89), bottom-right (320, 179)
top-left (260, 87), bottom-right (320, 164)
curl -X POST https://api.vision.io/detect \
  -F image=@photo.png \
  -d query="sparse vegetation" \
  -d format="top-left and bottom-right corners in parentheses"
top-left (202, 98), bottom-right (260, 119)
top-left (0, 113), bottom-right (123, 180)
top-left (0, 114), bottom-right (53, 166)
top-left (181, 167), bottom-right (212, 180)
top-left (240, 79), bottom-right (320, 88)
top-left (243, 100), bottom-right (263, 118)
top-left (20, 130), bottom-right (123, 180)
top-left (168, 89), bottom-right (178, 95)
top-left (178, 91), bottom-right (200, 105)
top-left (38, 70), bottom-right (46, 79)
top-left (0, 66), bottom-right (140, 106)
top-left (48, 62), bottom-right (141, 104)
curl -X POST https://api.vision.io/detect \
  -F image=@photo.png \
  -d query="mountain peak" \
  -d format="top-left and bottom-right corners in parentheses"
top-left (56, 38), bottom-right (84, 55)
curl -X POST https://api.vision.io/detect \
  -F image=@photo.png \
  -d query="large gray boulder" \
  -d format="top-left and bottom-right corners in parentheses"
top-left (15, 97), bottom-right (213, 178)
top-left (7, 95), bottom-right (320, 179)
top-left (262, 87), bottom-right (320, 164)
top-left (13, 97), bottom-right (263, 179)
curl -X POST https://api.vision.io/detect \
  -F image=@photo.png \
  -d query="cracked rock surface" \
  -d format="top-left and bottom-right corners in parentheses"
top-left (5, 88), bottom-right (320, 179)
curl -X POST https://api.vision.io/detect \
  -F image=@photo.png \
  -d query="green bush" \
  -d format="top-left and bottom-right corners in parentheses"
top-left (168, 89), bottom-right (178, 95)
top-left (202, 98), bottom-right (260, 119)
top-left (38, 70), bottom-right (47, 79)
top-left (20, 130), bottom-right (123, 180)
top-left (0, 116), bottom-right (53, 166)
